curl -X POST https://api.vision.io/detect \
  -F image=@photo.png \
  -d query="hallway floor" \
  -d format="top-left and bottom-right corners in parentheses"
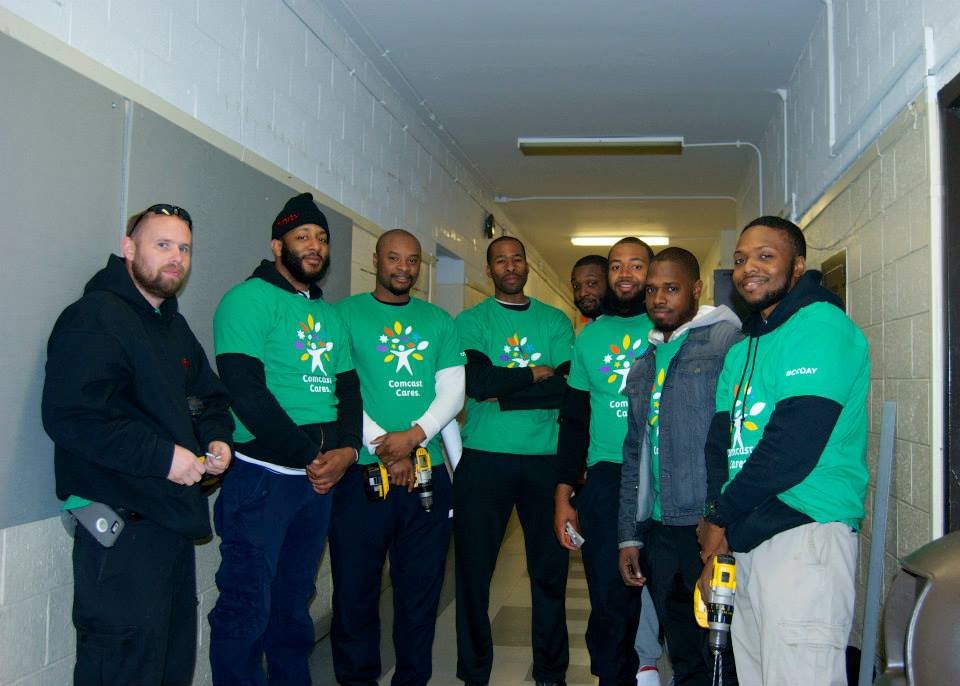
top-left (309, 514), bottom-right (673, 685)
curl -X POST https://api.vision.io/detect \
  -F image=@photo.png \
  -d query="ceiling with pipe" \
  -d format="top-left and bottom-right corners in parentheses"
top-left (320, 0), bottom-right (824, 276)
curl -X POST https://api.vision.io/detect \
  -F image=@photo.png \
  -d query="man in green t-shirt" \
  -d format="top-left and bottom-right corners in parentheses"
top-left (617, 248), bottom-right (742, 686)
top-left (698, 217), bottom-right (869, 685)
top-left (568, 249), bottom-right (664, 686)
top-left (331, 229), bottom-right (465, 686)
top-left (208, 193), bottom-right (362, 685)
top-left (454, 236), bottom-right (574, 686)
top-left (571, 254), bottom-right (608, 322)
top-left (554, 237), bottom-right (654, 686)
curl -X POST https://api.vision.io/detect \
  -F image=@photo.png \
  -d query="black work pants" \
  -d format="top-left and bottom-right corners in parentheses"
top-left (453, 448), bottom-right (569, 684)
top-left (329, 464), bottom-right (453, 686)
top-left (577, 462), bottom-right (642, 686)
top-left (640, 521), bottom-right (738, 686)
top-left (72, 517), bottom-right (197, 686)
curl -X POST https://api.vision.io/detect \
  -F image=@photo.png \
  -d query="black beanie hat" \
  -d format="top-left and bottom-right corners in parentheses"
top-left (272, 193), bottom-right (329, 240)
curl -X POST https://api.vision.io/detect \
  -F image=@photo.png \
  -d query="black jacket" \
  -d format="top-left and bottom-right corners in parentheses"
top-left (42, 254), bottom-right (234, 539)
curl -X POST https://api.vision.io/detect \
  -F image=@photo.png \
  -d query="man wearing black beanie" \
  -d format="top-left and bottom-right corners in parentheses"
top-left (208, 192), bottom-right (362, 685)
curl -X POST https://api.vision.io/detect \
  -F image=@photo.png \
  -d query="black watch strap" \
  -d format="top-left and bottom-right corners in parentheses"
top-left (702, 498), bottom-right (728, 528)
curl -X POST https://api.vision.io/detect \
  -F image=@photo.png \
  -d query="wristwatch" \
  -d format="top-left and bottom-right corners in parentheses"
top-left (702, 498), bottom-right (727, 528)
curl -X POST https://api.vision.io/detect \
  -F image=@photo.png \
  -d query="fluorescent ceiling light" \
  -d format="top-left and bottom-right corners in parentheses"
top-left (518, 136), bottom-right (684, 156)
top-left (571, 236), bottom-right (670, 247)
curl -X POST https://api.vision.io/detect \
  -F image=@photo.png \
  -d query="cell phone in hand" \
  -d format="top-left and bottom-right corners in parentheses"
top-left (565, 521), bottom-right (585, 548)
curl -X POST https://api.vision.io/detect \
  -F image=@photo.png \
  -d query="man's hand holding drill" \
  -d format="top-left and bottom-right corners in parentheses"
top-left (371, 425), bottom-right (426, 492)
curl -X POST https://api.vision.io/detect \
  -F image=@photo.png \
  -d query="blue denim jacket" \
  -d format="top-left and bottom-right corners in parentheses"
top-left (618, 307), bottom-right (742, 547)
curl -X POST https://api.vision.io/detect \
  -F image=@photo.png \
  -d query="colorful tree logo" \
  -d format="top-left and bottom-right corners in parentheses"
top-left (378, 321), bottom-right (430, 374)
top-left (499, 332), bottom-right (541, 368)
top-left (599, 334), bottom-right (646, 392)
top-left (731, 384), bottom-right (765, 449)
top-left (648, 367), bottom-right (666, 426)
top-left (295, 314), bottom-right (334, 374)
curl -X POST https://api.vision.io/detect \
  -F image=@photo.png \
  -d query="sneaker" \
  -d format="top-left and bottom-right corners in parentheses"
top-left (635, 665), bottom-right (660, 686)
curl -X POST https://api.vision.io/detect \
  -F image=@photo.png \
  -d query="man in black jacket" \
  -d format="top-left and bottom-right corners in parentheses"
top-left (42, 203), bottom-right (234, 686)
top-left (208, 193), bottom-right (362, 686)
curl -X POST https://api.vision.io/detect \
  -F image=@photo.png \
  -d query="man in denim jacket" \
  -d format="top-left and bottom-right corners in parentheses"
top-left (617, 248), bottom-right (742, 685)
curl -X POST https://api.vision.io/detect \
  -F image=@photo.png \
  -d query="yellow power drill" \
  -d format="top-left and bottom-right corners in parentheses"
top-left (363, 448), bottom-right (433, 511)
top-left (414, 447), bottom-right (433, 511)
top-left (695, 554), bottom-right (736, 685)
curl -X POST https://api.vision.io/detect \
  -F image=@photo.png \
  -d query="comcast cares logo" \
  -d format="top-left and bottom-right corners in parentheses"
top-left (600, 334), bottom-right (645, 392)
top-left (379, 321), bottom-right (430, 375)
top-left (731, 384), bottom-right (765, 450)
top-left (500, 333), bottom-right (541, 368)
top-left (295, 314), bottom-right (334, 374)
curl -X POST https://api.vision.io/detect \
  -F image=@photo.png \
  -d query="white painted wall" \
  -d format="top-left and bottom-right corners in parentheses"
top-left (740, 0), bottom-right (960, 227)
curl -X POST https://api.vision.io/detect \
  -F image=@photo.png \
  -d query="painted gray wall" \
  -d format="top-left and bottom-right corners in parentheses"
top-left (0, 32), bottom-right (352, 529)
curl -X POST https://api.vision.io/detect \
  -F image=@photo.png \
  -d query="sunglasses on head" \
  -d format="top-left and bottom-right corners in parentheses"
top-left (127, 204), bottom-right (193, 235)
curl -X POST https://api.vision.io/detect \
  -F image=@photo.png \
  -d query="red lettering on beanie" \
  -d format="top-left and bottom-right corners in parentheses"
top-left (275, 212), bottom-right (300, 227)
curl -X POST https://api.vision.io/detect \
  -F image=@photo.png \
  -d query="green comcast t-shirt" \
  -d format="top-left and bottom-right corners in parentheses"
top-left (567, 313), bottom-right (653, 466)
top-left (715, 301), bottom-right (869, 527)
top-left (335, 293), bottom-right (465, 465)
top-left (646, 331), bottom-right (688, 521)
top-left (456, 298), bottom-right (573, 455)
top-left (214, 278), bottom-right (353, 444)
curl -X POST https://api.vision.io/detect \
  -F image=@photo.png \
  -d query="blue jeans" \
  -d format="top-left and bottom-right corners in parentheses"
top-left (208, 459), bottom-right (332, 686)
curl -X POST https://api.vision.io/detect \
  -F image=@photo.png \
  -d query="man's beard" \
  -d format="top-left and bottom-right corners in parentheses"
top-left (746, 280), bottom-right (791, 316)
top-left (494, 272), bottom-right (527, 296)
top-left (653, 302), bottom-right (698, 334)
top-left (282, 243), bottom-right (329, 285)
top-left (378, 272), bottom-right (414, 297)
top-left (132, 259), bottom-right (185, 301)
top-left (603, 289), bottom-right (646, 317)
top-left (575, 297), bottom-right (603, 320)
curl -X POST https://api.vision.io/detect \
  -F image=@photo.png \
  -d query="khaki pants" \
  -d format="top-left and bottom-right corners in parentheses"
top-left (732, 522), bottom-right (857, 686)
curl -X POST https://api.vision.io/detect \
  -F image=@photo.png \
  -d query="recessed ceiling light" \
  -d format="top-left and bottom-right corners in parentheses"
top-left (570, 236), bottom-right (670, 247)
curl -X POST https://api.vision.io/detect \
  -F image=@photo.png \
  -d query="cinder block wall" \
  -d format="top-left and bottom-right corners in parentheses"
top-left (735, 0), bottom-right (960, 651)
top-left (800, 98), bottom-right (934, 642)
top-left (0, 517), bottom-right (75, 685)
